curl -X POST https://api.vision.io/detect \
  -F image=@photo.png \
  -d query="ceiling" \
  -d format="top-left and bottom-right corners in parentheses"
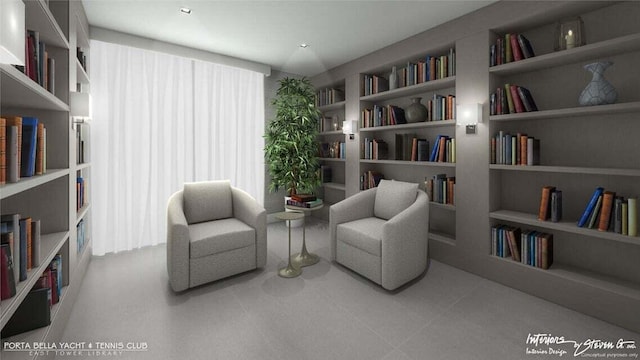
top-left (82, 0), bottom-right (497, 77)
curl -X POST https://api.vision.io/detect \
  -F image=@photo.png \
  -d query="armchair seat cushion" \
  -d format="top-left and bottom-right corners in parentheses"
top-left (189, 218), bottom-right (255, 259)
top-left (337, 217), bottom-right (385, 257)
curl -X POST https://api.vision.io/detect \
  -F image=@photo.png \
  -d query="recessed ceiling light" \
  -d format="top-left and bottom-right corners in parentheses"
top-left (180, 7), bottom-right (192, 14)
top-left (299, 43), bottom-right (309, 48)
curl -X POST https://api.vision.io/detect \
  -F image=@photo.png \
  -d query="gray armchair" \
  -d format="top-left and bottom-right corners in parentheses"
top-left (167, 180), bottom-right (266, 292)
top-left (330, 179), bottom-right (429, 290)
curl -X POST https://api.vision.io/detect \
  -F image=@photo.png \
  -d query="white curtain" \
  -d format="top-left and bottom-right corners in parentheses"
top-left (90, 40), bottom-right (264, 255)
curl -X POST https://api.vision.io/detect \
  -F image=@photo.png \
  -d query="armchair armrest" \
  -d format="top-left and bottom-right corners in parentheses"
top-left (167, 190), bottom-right (190, 292)
top-left (232, 187), bottom-right (267, 268)
top-left (329, 188), bottom-right (377, 261)
top-left (381, 190), bottom-right (429, 290)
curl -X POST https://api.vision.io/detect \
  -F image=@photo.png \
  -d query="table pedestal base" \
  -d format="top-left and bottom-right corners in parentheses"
top-left (278, 264), bottom-right (301, 278)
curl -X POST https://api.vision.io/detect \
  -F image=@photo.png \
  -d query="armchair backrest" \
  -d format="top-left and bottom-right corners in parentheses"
top-left (183, 180), bottom-right (233, 224)
top-left (373, 179), bottom-right (419, 220)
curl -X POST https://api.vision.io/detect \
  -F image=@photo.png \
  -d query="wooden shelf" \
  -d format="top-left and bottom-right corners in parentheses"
top-left (430, 202), bottom-right (455, 211)
top-left (489, 255), bottom-right (640, 300)
top-left (489, 209), bottom-right (640, 246)
top-left (25, 0), bottom-right (69, 49)
top-left (0, 65), bottom-right (70, 111)
top-left (0, 231), bottom-right (69, 329)
top-left (322, 182), bottom-right (345, 191)
top-left (489, 101), bottom-right (640, 122)
top-left (318, 101), bottom-right (346, 112)
top-left (76, 203), bottom-right (91, 225)
top-left (0, 169), bottom-right (69, 200)
top-left (429, 231), bottom-right (456, 246)
top-left (319, 157), bottom-right (346, 162)
top-left (318, 130), bottom-right (344, 136)
top-left (360, 159), bottom-right (456, 168)
top-left (360, 120), bottom-right (455, 132)
top-left (489, 32), bottom-right (640, 76)
top-left (76, 59), bottom-right (89, 85)
top-left (490, 164), bottom-right (640, 177)
top-left (360, 76), bottom-right (456, 102)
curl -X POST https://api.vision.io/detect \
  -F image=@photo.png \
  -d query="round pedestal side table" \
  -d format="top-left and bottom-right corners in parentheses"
top-left (275, 211), bottom-right (305, 278)
top-left (284, 203), bottom-right (324, 267)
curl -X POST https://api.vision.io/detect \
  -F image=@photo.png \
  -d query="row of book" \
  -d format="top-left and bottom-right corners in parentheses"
top-left (489, 33), bottom-right (536, 67)
top-left (578, 187), bottom-right (638, 236)
top-left (491, 225), bottom-right (553, 270)
top-left (425, 174), bottom-right (455, 205)
top-left (1, 214), bottom-right (42, 297)
top-left (396, 49), bottom-right (457, 88)
top-left (361, 48), bottom-right (456, 96)
top-left (76, 122), bottom-right (88, 164)
top-left (362, 138), bottom-right (389, 160)
top-left (315, 88), bottom-right (345, 107)
top-left (392, 133), bottom-right (455, 163)
top-left (538, 186), bottom-right (563, 222)
top-left (0, 116), bottom-right (48, 184)
top-left (319, 141), bottom-right (346, 159)
top-left (490, 84), bottom-right (538, 115)
top-left (360, 94), bottom-right (456, 129)
top-left (15, 30), bottom-right (56, 94)
top-left (318, 114), bottom-right (340, 133)
top-left (77, 219), bottom-right (87, 255)
top-left (77, 176), bottom-right (88, 211)
top-left (1, 254), bottom-right (62, 338)
top-left (360, 171), bottom-right (384, 190)
top-left (490, 131), bottom-right (540, 165)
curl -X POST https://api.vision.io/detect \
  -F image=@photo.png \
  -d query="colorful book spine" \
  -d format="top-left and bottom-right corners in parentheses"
top-left (629, 198), bottom-right (638, 236)
top-left (578, 187), bottom-right (604, 227)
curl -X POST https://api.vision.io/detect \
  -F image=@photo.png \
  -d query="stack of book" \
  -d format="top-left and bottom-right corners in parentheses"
top-left (538, 186), bottom-right (562, 222)
top-left (429, 135), bottom-right (455, 163)
top-left (14, 30), bottom-right (56, 94)
top-left (490, 33), bottom-right (535, 66)
top-left (286, 194), bottom-right (323, 208)
top-left (491, 225), bottom-right (553, 270)
top-left (362, 75), bottom-right (389, 96)
top-left (426, 94), bottom-right (456, 121)
top-left (578, 187), bottom-right (638, 236)
top-left (490, 84), bottom-right (538, 115)
top-left (398, 48), bottom-right (456, 86)
top-left (361, 105), bottom-right (406, 128)
top-left (490, 131), bottom-right (540, 165)
top-left (0, 116), bottom-right (47, 184)
top-left (425, 174), bottom-right (455, 205)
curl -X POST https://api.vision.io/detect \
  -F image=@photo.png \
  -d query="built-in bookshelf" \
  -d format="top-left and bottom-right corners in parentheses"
top-left (488, 1), bottom-right (640, 332)
top-left (0, 1), bottom-right (92, 357)
top-left (357, 45), bottom-right (457, 244)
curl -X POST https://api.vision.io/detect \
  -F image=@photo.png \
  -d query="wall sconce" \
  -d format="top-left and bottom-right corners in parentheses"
top-left (342, 120), bottom-right (357, 140)
top-left (457, 103), bottom-right (482, 134)
top-left (70, 92), bottom-right (91, 117)
top-left (0, 0), bottom-right (26, 66)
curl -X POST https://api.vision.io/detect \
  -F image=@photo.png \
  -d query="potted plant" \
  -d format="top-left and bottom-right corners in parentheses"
top-left (265, 77), bottom-right (321, 198)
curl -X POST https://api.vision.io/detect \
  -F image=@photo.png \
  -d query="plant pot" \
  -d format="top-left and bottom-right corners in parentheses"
top-left (405, 97), bottom-right (428, 123)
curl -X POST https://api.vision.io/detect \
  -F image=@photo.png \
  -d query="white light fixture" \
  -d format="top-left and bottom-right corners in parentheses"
top-left (342, 120), bottom-right (357, 140)
top-left (0, 0), bottom-right (25, 66)
top-left (70, 92), bottom-right (91, 118)
top-left (299, 43), bottom-right (309, 48)
top-left (180, 7), bottom-right (192, 14)
top-left (457, 103), bottom-right (482, 134)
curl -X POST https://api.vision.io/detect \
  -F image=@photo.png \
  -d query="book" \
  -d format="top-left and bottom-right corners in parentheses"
top-left (622, 200), bottom-right (629, 235)
top-left (417, 139), bottom-right (429, 161)
top-left (50, 254), bottom-right (62, 303)
top-left (526, 137), bottom-right (540, 165)
top-left (578, 187), bottom-right (604, 227)
top-left (36, 123), bottom-right (45, 175)
top-left (587, 195), bottom-right (603, 229)
top-left (291, 194), bottom-right (316, 203)
top-left (506, 227), bottom-right (521, 262)
top-left (31, 219), bottom-right (41, 267)
top-left (613, 196), bottom-right (623, 234)
top-left (5, 116), bottom-right (22, 181)
top-left (504, 34), bottom-right (513, 63)
top-left (504, 84), bottom-right (515, 113)
top-left (0, 243), bottom-right (16, 300)
top-left (598, 191), bottom-right (615, 232)
top-left (33, 268), bottom-right (52, 306)
top-left (629, 198), bottom-right (638, 236)
top-left (1, 214), bottom-right (20, 283)
top-left (518, 87), bottom-right (538, 112)
top-left (20, 117), bottom-right (38, 177)
top-left (538, 186), bottom-right (555, 221)
top-left (517, 34), bottom-right (535, 58)
top-left (286, 199), bottom-right (323, 208)
top-left (540, 233), bottom-right (553, 270)
top-left (551, 190), bottom-right (562, 222)
top-left (509, 85), bottom-right (524, 113)
top-left (510, 33), bottom-right (524, 61)
top-left (0, 118), bottom-right (5, 184)
top-left (20, 217), bottom-right (32, 271)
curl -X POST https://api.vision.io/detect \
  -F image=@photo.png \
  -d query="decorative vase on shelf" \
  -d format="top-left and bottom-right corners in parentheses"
top-left (405, 97), bottom-right (428, 123)
top-left (578, 61), bottom-right (618, 106)
top-left (389, 66), bottom-right (398, 90)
